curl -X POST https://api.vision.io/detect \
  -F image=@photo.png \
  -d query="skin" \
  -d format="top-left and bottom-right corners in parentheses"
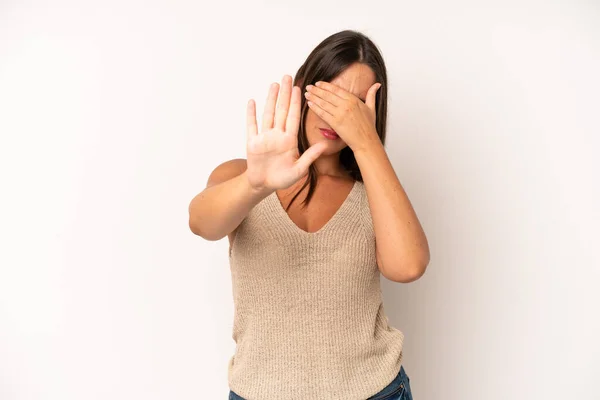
top-left (273, 63), bottom-right (376, 235)
top-left (303, 62), bottom-right (374, 178)
top-left (190, 63), bottom-right (430, 283)
top-left (303, 63), bottom-right (430, 282)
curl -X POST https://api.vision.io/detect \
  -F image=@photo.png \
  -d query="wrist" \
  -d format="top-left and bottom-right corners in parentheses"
top-left (241, 171), bottom-right (274, 200)
top-left (352, 138), bottom-right (384, 158)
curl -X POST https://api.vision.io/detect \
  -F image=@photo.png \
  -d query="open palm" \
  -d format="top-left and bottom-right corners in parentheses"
top-left (245, 75), bottom-right (327, 191)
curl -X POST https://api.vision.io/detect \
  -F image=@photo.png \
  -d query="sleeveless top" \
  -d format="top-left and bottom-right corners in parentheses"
top-left (227, 180), bottom-right (405, 400)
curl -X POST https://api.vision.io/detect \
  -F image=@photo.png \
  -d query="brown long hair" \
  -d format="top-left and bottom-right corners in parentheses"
top-left (287, 29), bottom-right (388, 211)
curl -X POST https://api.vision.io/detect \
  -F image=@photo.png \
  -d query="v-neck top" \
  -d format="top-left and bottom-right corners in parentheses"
top-left (227, 180), bottom-right (405, 400)
top-left (270, 180), bottom-right (358, 236)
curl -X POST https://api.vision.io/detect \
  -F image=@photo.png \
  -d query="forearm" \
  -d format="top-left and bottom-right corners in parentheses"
top-left (354, 141), bottom-right (430, 280)
top-left (188, 171), bottom-right (272, 240)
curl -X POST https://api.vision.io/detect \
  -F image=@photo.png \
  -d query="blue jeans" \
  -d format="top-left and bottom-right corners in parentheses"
top-left (229, 365), bottom-right (413, 400)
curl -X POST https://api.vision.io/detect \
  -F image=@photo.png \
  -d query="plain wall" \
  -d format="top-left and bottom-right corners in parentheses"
top-left (1, 0), bottom-right (599, 399)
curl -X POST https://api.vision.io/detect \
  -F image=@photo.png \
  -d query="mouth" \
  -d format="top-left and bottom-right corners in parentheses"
top-left (319, 128), bottom-right (339, 139)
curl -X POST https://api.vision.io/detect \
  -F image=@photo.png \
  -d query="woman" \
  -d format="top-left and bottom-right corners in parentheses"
top-left (189, 30), bottom-right (429, 400)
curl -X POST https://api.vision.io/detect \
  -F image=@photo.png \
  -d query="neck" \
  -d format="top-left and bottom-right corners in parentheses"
top-left (313, 152), bottom-right (349, 178)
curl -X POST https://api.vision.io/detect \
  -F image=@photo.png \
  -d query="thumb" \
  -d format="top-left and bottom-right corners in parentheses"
top-left (366, 82), bottom-right (381, 112)
top-left (294, 142), bottom-right (327, 177)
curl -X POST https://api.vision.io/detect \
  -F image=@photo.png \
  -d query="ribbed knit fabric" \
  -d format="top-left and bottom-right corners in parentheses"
top-left (227, 180), bottom-right (404, 400)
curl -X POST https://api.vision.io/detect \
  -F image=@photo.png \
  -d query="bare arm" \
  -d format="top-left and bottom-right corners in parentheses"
top-left (355, 143), bottom-right (430, 283)
top-left (304, 80), bottom-right (429, 283)
top-left (188, 75), bottom-right (327, 241)
top-left (188, 159), bottom-right (272, 241)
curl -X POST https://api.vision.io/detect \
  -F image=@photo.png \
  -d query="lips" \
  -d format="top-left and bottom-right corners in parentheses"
top-left (320, 128), bottom-right (338, 136)
top-left (319, 128), bottom-right (339, 140)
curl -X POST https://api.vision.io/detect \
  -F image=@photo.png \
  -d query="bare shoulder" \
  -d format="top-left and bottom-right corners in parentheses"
top-left (206, 158), bottom-right (247, 188)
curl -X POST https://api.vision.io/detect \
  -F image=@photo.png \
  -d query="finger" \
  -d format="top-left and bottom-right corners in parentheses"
top-left (246, 99), bottom-right (258, 140)
top-left (262, 82), bottom-right (279, 132)
top-left (305, 92), bottom-right (337, 115)
top-left (294, 141), bottom-right (328, 177)
top-left (366, 83), bottom-right (381, 112)
top-left (307, 100), bottom-right (334, 123)
top-left (286, 85), bottom-right (301, 135)
top-left (314, 81), bottom-right (351, 100)
top-left (275, 75), bottom-right (292, 131)
top-left (306, 84), bottom-right (343, 106)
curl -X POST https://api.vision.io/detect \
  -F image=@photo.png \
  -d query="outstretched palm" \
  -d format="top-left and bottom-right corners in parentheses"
top-left (245, 75), bottom-right (327, 191)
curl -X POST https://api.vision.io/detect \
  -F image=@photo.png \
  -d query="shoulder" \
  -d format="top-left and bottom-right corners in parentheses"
top-left (353, 179), bottom-right (366, 200)
top-left (353, 180), bottom-right (372, 223)
top-left (206, 158), bottom-right (247, 188)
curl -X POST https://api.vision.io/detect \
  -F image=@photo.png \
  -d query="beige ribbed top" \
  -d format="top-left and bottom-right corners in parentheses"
top-left (227, 180), bottom-right (405, 400)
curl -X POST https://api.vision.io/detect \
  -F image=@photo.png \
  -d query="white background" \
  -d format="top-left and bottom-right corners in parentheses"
top-left (1, 0), bottom-right (599, 399)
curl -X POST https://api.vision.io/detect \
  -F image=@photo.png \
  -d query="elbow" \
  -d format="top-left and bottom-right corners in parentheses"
top-left (188, 193), bottom-right (228, 241)
top-left (188, 216), bottom-right (223, 241)
top-left (188, 200), bottom-right (223, 241)
top-left (188, 218), bottom-right (202, 237)
top-left (384, 257), bottom-right (429, 283)
top-left (188, 217), bottom-right (204, 237)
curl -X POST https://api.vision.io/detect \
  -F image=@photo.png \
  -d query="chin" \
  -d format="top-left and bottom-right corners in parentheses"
top-left (310, 138), bottom-right (347, 153)
top-left (322, 146), bottom-right (344, 156)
